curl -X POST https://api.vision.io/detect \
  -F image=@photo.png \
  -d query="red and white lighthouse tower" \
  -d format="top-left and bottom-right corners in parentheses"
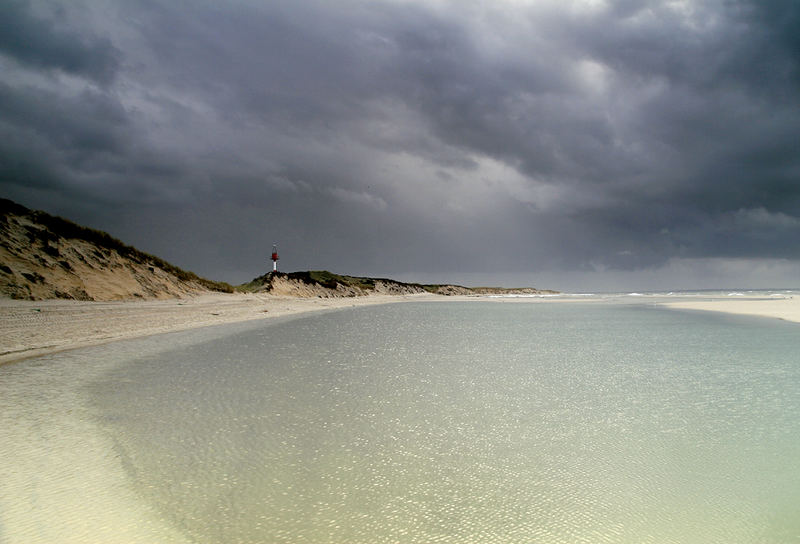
top-left (271, 243), bottom-right (279, 272)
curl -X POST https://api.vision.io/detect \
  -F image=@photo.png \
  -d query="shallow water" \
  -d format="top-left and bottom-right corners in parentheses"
top-left (3, 302), bottom-right (800, 543)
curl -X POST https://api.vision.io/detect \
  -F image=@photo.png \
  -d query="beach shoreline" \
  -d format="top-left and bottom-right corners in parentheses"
top-left (3, 291), bottom-right (798, 366)
top-left (4, 291), bottom-right (799, 543)
top-left (0, 292), bottom-right (439, 366)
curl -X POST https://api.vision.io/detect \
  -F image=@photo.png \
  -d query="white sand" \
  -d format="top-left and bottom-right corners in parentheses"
top-left (661, 296), bottom-right (800, 324)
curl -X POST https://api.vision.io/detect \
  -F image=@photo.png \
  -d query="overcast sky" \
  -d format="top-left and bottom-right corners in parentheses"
top-left (2, 0), bottom-right (799, 291)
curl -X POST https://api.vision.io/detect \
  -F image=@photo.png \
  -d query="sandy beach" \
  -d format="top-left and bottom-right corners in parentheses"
top-left (0, 292), bottom-right (441, 366)
top-left (661, 294), bottom-right (800, 325)
top-left (3, 291), bottom-right (798, 366)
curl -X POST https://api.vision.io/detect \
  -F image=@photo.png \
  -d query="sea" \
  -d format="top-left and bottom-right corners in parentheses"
top-left (1, 296), bottom-right (799, 543)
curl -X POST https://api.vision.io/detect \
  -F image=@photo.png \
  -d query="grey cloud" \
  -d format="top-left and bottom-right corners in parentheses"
top-left (0, 83), bottom-right (129, 156)
top-left (740, 0), bottom-right (800, 86)
top-left (1, 0), bottom-right (799, 289)
top-left (0, 0), bottom-right (120, 85)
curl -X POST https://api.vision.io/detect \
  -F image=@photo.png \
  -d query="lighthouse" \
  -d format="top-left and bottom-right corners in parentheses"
top-left (271, 244), bottom-right (279, 272)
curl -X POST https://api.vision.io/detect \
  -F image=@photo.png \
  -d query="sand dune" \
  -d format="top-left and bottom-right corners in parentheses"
top-left (1, 198), bottom-right (233, 301)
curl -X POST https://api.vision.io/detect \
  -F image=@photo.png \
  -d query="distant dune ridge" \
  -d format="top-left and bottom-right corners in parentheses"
top-left (0, 198), bottom-right (555, 301)
top-left (242, 270), bottom-right (556, 298)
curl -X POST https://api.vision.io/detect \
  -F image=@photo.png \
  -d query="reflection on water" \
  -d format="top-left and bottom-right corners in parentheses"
top-left (3, 303), bottom-right (800, 543)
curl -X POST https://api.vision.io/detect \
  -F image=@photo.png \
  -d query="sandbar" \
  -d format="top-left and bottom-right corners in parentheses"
top-left (661, 295), bottom-right (800, 324)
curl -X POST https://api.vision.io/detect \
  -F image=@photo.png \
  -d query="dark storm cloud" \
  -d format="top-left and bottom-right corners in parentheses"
top-left (1, 0), bottom-right (799, 288)
top-left (0, 0), bottom-right (119, 85)
top-left (0, 83), bottom-right (128, 155)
